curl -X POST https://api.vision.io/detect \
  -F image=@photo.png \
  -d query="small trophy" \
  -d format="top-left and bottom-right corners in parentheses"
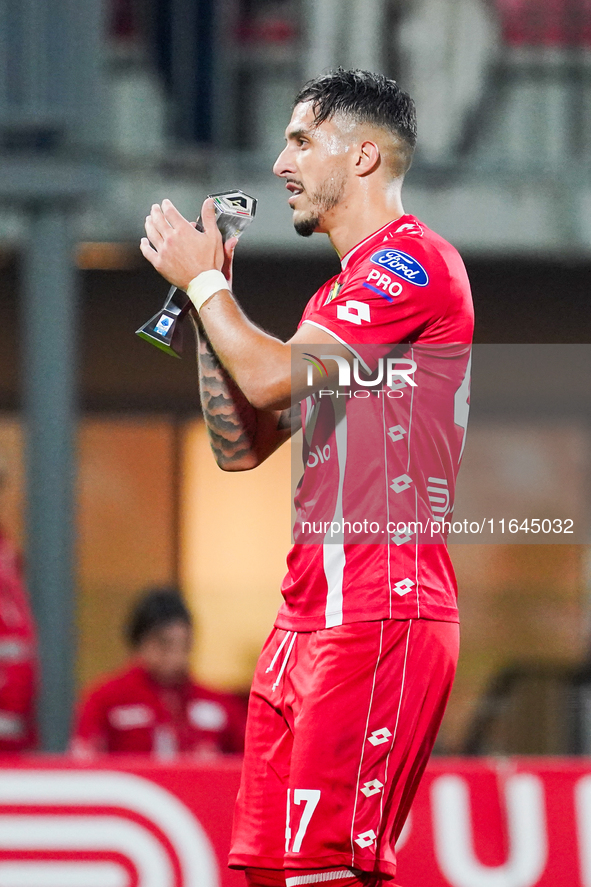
top-left (136, 190), bottom-right (257, 357)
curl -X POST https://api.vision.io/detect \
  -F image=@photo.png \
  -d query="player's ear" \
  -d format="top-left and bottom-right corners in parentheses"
top-left (355, 140), bottom-right (381, 177)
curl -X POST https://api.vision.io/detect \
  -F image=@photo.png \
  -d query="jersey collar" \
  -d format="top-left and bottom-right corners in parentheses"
top-left (340, 215), bottom-right (414, 271)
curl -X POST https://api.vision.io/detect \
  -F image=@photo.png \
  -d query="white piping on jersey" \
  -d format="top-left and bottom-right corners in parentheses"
top-left (340, 219), bottom-right (396, 270)
top-left (405, 349), bottom-right (415, 474)
top-left (286, 871), bottom-right (353, 886)
top-left (406, 347), bottom-right (420, 619)
top-left (323, 395), bottom-right (348, 628)
top-left (266, 631), bottom-right (293, 674)
top-left (378, 621), bottom-right (412, 828)
top-left (350, 621), bottom-right (384, 867)
top-left (271, 632), bottom-right (296, 691)
top-left (302, 321), bottom-right (371, 374)
top-left (381, 394), bottom-right (392, 619)
top-left (414, 486), bottom-right (420, 619)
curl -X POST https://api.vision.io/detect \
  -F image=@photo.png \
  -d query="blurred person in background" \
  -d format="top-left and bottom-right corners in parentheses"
top-left (71, 587), bottom-right (246, 758)
top-left (0, 454), bottom-right (38, 752)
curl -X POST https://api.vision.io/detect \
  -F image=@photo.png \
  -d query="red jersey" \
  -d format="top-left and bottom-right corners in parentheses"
top-left (72, 663), bottom-right (246, 757)
top-left (276, 215), bottom-right (474, 631)
top-left (0, 530), bottom-right (37, 751)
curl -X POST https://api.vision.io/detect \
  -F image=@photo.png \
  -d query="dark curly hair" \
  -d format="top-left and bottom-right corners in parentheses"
top-left (294, 68), bottom-right (417, 174)
top-left (125, 587), bottom-right (192, 648)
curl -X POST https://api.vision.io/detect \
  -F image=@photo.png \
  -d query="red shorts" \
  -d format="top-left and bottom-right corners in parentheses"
top-left (229, 618), bottom-right (459, 881)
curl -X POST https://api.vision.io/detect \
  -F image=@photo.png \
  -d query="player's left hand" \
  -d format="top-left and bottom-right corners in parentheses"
top-left (140, 198), bottom-right (224, 291)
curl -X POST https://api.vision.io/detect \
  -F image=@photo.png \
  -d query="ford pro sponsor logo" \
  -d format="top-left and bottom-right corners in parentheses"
top-left (370, 248), bottom-right (429, 286)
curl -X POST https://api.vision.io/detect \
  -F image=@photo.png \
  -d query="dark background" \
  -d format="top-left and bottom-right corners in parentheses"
top-left (2, 254), bottom-right (589, 412)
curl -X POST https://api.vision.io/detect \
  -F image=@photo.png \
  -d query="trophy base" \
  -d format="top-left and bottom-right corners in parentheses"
top-left (135, 309), bottom-right (184, 358)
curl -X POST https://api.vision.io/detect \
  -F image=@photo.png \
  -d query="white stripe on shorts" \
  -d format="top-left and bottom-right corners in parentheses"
top-left (286, 870), bottom-right (352, 886)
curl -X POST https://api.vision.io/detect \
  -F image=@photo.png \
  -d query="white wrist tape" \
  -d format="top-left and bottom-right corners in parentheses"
top-left (186, 270), bottom-right (229, 312)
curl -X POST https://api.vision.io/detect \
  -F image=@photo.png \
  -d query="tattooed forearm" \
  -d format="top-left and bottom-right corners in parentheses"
top-left (195, 321), bottom-right (260, 468)
top-left (277, 405), bottom-right (301, 433)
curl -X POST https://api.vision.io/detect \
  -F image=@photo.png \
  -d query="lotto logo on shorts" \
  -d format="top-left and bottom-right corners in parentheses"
top-left (355, 829), bottom-right (377, 848)
top-left (388, 425), bottom-right (406, 443)
top-left (368, 728), bottom-right (392, 746)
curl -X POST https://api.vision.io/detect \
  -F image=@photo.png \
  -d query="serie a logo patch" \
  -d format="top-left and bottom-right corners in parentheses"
top-left (323, 280), bottom-right (342, 305)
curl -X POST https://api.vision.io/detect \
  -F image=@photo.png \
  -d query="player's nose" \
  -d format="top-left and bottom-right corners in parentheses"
top-left (273, 144), bottom-right (294, 177)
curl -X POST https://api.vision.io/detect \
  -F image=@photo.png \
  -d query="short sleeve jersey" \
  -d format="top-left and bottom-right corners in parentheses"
top-left (275, 215), bottom-right (474, 632)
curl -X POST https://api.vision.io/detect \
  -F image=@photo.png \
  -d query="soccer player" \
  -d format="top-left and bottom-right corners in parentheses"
top-left (72, 587), bottom-right (245, 758)
top-left (140, 70), bottom-right (473, 886)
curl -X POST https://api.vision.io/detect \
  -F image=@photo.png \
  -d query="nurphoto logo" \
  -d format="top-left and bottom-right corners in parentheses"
top-left (303, 354), bottom-right (418, 389)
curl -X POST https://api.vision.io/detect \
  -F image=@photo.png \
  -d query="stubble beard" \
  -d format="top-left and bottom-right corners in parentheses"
top-left (293, 170), bottom-right (347, 238)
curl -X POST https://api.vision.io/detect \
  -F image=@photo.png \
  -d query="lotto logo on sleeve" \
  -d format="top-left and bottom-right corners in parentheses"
top-left (370, 249), bottom-right (429, 286)
top-left (336, 301), bottom-right (371, 325)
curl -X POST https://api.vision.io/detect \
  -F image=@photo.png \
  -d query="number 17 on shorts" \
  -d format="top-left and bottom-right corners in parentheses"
top-left (286, 789), bottom-right (321, 853)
